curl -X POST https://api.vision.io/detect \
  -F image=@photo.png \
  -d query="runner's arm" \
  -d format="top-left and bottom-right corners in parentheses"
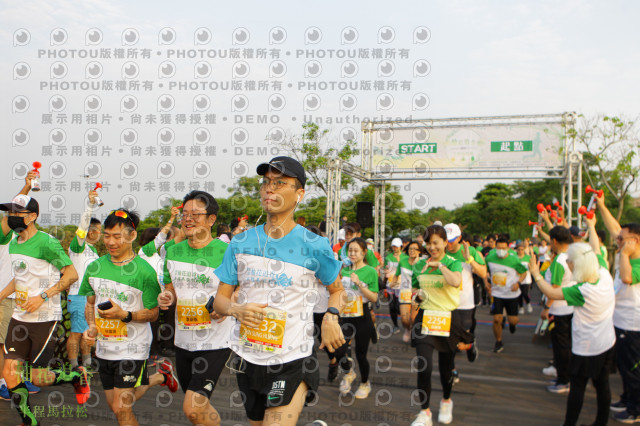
top-left (320, 275), bottom-right (346, 353)
top-left (83, 295), bottom-right (98, 343)
top-left (596, 194), bottom-right (621, 239)
top-left (75, 191), bottom-right (97, 246)
top-left (46, 264), bottom-right (78, 298)
top-left (213, 282), bottom-right (267, 328)
top-left (158, 282), bottom-right (176, 309)
top-left (0, 279), bottom-right (15, 301)
top-left (585, 215), bottom-right (600, 254)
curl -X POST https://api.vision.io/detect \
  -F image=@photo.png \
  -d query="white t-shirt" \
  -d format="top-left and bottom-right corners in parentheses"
top-left (9, 231), bottom-right (73, 322)
top-left (549, 252), bottom-right (575, 316)
top-left (68, 236), bottom-right (99, 296)
top-left (163, 239), bottom-right (233, 351)
top-left (562, 267), bottom-right (615, 356)
top-left (214, 225), bottom-right (341, 365)
top-left (0, 228), bottom-right (16, 298)
top-left (612, 256), bottom-right (640, 331)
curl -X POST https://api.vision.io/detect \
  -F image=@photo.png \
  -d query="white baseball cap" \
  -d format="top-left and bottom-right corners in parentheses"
top-left (433, 220), bottom-right (443, 226)
top-left (391, 237), bottom-right (403, 247)
top-left (444, 223), bottom-right (461, 243)
top-left (338, 228), bottom-right (346, 241)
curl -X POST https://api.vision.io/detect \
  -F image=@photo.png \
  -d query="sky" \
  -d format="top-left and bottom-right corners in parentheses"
top-left (2, 0), bottom-right (639, 224)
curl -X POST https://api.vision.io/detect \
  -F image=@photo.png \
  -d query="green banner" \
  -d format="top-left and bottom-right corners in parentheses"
top-left (490, 140), bottom-right (533, 152)
top-left (399, 143), bottom-right (438, 154)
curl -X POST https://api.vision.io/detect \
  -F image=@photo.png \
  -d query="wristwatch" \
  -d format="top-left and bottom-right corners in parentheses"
top-left (40, 291), bottom-right (49, 301)
top-left (122, 311), bottom-right (133, 323)
top-left (326, 307), bottom-right (340, 317)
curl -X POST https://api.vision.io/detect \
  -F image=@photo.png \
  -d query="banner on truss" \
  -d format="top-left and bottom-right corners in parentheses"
top-left (366, 115), bottom-right (570, 174)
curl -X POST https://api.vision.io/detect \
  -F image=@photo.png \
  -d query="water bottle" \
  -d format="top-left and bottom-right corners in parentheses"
top-left (93, 195), bottom-right (104, 207)
top-left (31, 171), bottom-right (41, 192)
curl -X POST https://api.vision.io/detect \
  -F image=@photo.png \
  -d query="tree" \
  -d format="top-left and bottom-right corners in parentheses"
top-left (570, 115), bottom-right (640, 221)
top-left (278, 122), bottom-right (359, 195)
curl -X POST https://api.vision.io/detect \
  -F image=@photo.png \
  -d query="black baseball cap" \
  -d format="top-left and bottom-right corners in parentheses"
top-left (0, 195), bottom-right (39, 216)
top-left (569, 226), bottom-right (581, 237)
top-left (256, 156), bottom-right (307, 188)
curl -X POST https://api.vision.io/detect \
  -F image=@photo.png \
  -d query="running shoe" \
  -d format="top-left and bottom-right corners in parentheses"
top-left (493, 341), bottom-right (504, 353)
top-left (24, 381), bottom-right (40, 394)
top-left (354, 381), bottom-right (371, 399)
top-left (410, 410), bottom-right (433, 426)
top-left (71, 366), bottom-right (90, 405)
top-left (542, 365), bottom-right (558, 377)
top-left (611, 400), bottom-right (628, 413)
top-left (438, 399), bottom-right (453, 424)
top-left (158, 358), bottom-right (178, 393)
top-left (613, 410), bottom-right (640, 423)
top-left (547, 383), bottom-right (570, 394)
top-left (339, 370), bottom-right (356, 395)
top-left (0, 384), bottom-right (9, 400)
top-left (452, 370), bottom-right (460, 385)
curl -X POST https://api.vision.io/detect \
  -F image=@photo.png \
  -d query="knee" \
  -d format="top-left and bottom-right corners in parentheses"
top-left (493, 315), bottom-right (503, 324)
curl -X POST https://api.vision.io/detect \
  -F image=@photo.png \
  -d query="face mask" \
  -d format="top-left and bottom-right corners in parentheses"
top-left (496, 249), bottom-right (508, 258)
top-left (8, 216), bottom-right (29, 233)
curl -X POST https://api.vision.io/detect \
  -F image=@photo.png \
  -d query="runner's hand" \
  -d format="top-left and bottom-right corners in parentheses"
top-left (229, 302), bottom-right (268, 328)
top-left (622, 239), bottom-right (637, 257)
top-left (210, 311), bottom-right (227, 323)
top-left (462, 241), bottom-right (471, 259)
top-left (23, 295), bottom-right (45, 313)
top-left (88, 190), bottom-right (98, 205)
top-left (528, 256), bottom-right (540, 276)
top-left (510, 283), bottom-right (520, 292)
top-left (319, 314), bottom-right (345, 353)
top-left (25, 171), bottom-right (36, 187)
top-left (350, 273), bottom-right (361, 286)
top-left (158, 290), bottom-right (174, 310)
top-left (540, 309), bottom-right (549, 320)
top-left (83, 324), bottom-right (98, 344)
top-left (170, 206), bottom-right (180, 218)
top-left (97, 298), bottom-right (126, 320)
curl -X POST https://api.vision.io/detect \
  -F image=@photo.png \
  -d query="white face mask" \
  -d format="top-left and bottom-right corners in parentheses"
top-left (496, 249), bottom-right (508, 258)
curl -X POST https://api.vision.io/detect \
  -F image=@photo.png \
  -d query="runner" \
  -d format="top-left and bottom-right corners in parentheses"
top-left (157, 190), bottom-right (232, 426)
top-left (485, 234), bottom-right (527, 353)
top-left (410, 225), bottom-right (470, 426)
top-left (543, 226), bottom-right (575, 393)
top-left (392, 241), bottom-right (427, 343)
top-left (530, 237), bottom-right (615, 426)
top-left (333, 237), bottom-right (379, 399)
top-left (445, 223), bottom-right (484, 369)
top-left (79, 209), bottom-right (177, 426)
top-left (516, 241), bottom-right (534, 314)
top-left (0, 173), bottom-right (41, 401)
top-left (594, 193), bottom-right (640, 423)
top-left (384, 237), bottom-right (407, 334)
top-left (339, 222), bottom-right (380, 269)
top-left (67, 189), bottom-right (101, 371)
top-left (213, 156), bottom-right (345, 426)
top-left (0, 194), bottom-right (86, 426)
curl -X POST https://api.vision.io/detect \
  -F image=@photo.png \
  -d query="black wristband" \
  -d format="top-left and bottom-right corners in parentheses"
top-left (122, 311), bottom-right (133, 323)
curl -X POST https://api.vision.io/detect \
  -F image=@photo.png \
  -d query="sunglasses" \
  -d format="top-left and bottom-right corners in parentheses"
top-left (109, 210), bottom-right (136, 229)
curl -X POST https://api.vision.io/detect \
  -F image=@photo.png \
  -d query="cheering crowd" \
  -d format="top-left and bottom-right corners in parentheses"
top-left (0, 155), bottom-right (638, 426)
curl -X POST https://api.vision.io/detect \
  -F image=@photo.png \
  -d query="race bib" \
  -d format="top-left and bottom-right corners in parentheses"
top-left (15, 286), bottom-right (28, 309)
top-left (177, 299), bottom-right (211, 330)
top-left (240, 307), bottom-right (286, 353)
top-left (343, 294), bottom-right (364, 317)
top-left (421, 310), bottom-right (451, 337)
top-left (96, 317), bottom-right (128, 341)
top-left (399, 288), bottom-right (413, 304)
top-left (493, 272), bottom-right (508, 287)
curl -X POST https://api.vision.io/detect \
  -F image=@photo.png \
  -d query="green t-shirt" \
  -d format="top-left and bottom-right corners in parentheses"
top-left (339, 243), bottom-right (379, 267)
top-left (415, 255), bottom-right (463, 312)
top-left (396, 256), bottom-right (427, 290)
top-left (78, 255), bottom-right (161, 361)
top-left (163, 238), bottom-right (230, 351)
top-left (341, 265), bottom-right (379, 292)
top-left (485, 251), bottom-right (527, 299)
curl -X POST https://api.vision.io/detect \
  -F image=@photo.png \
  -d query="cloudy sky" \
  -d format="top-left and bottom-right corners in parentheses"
top-left (2, 0), bottom-right (639, 224)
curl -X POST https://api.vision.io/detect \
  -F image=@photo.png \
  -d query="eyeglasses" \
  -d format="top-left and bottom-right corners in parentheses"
top-left (8, 210), bottom-right (31, 216)
top-left (259, 177), bottom-right (295, 190)
top-left (180, 212), bottom-right (208, 220)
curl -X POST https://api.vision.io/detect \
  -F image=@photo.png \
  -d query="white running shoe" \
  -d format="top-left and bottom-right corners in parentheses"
top-left (526, 303), bottom-right (533, 313)
top-left (339, 370), bottom-right (356, 394)
top-left (354, 381), bottom-right (371, 399)
top-left (410, 409), bottom-right (433, 426)
top-left (438, 399), bottom-right (453, 424)
top-left (542, 365), bottom-right (557, 377)
top-left (518, 307), bottom-right (525, 314)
